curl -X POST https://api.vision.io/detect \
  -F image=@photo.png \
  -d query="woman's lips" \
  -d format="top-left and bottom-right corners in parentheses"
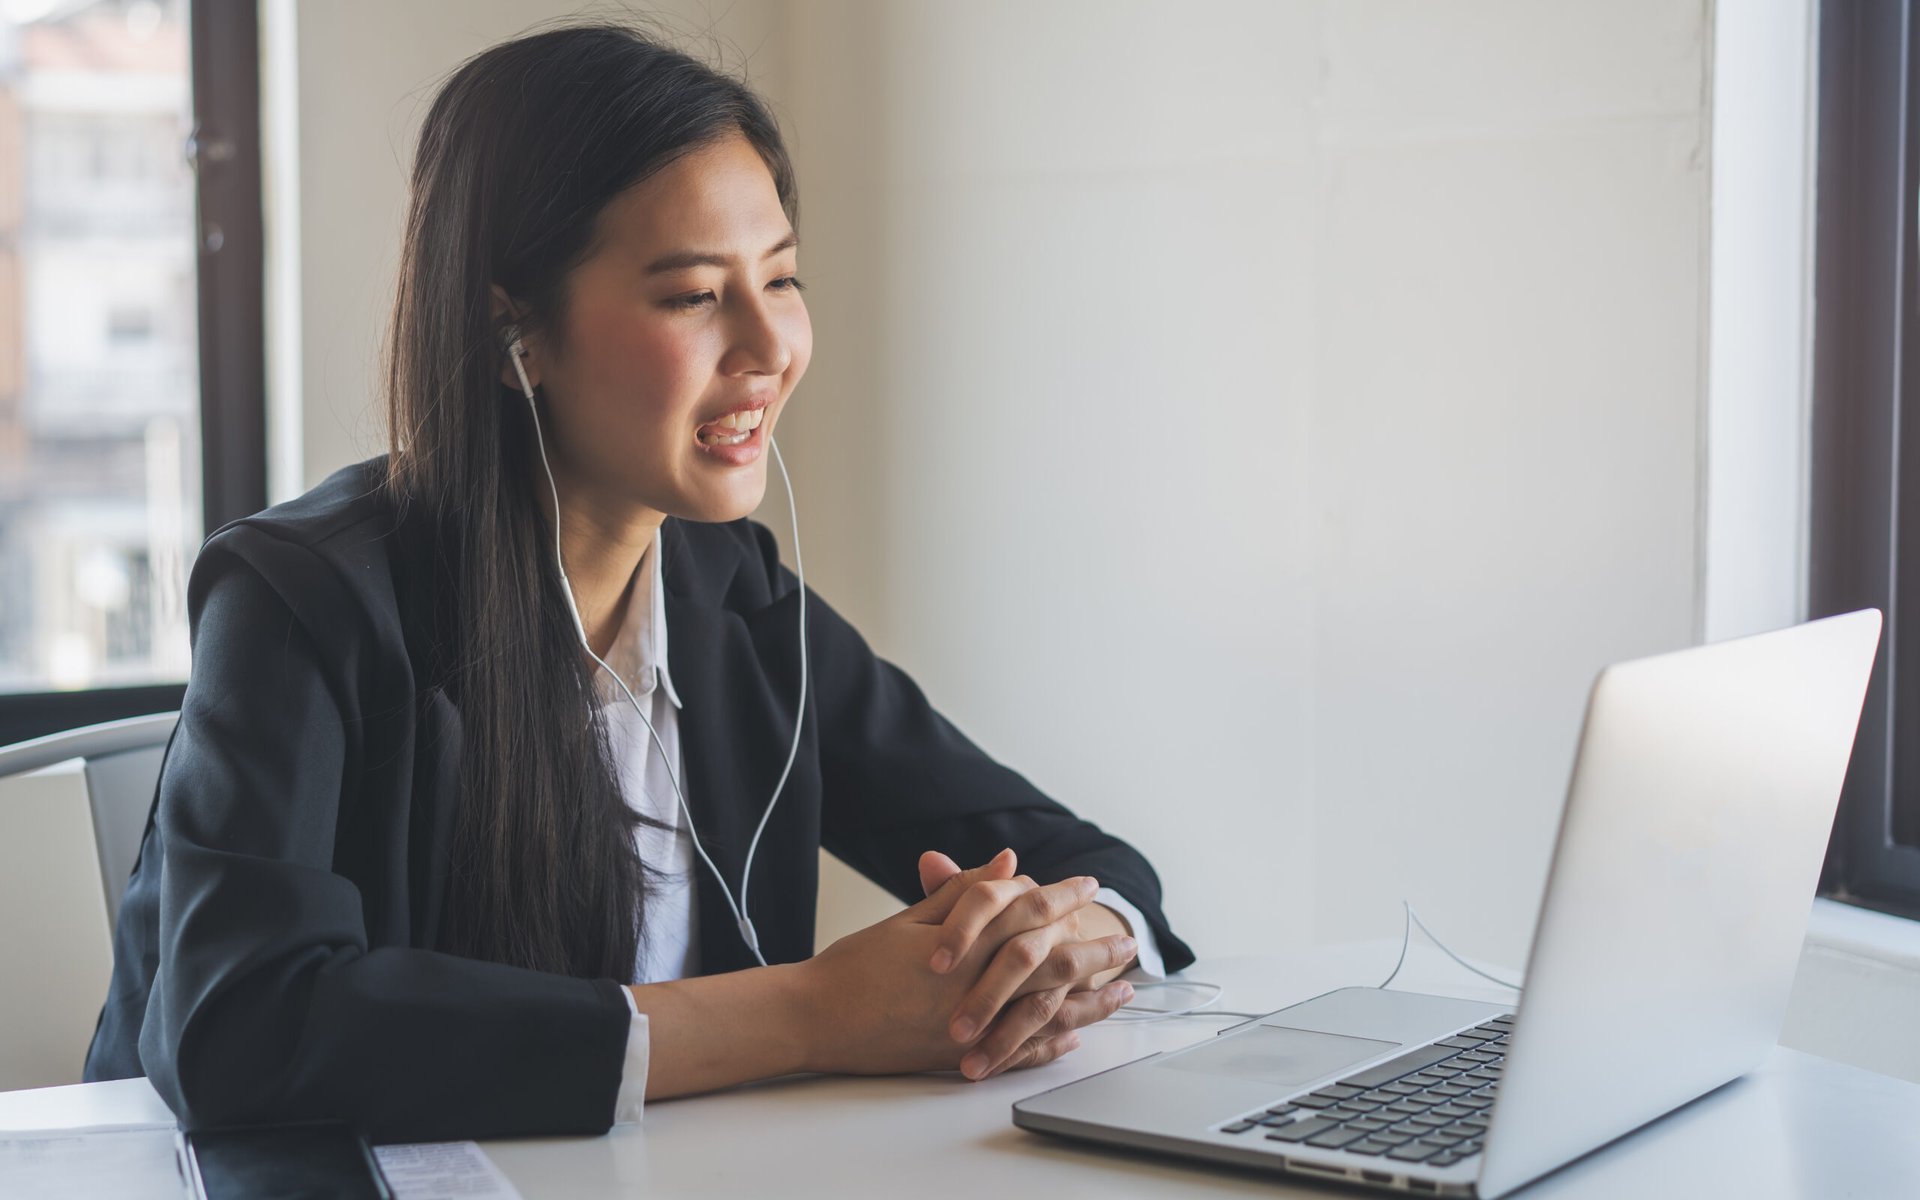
top-left (693, 411), bottom-right (766, 465)
top-left (696, 407), bottom-right (763, 443)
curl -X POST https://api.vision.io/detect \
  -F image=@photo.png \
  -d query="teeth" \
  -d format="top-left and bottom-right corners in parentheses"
top-left (697, 406), bottom-right (764, 447)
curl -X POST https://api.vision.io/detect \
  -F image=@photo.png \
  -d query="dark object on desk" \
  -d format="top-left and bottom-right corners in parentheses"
top-left (182, 1121), bottom-right (391, 1200)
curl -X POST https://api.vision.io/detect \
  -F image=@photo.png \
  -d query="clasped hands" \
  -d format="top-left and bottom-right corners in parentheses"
top-left (913, 846), bottom-right (1139, 1081)
top-left (802, 846), bottom-right (1140, 1081)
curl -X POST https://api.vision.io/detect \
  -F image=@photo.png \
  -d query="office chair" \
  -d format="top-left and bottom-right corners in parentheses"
top-left (0, 712), bottom-right (177, 1090)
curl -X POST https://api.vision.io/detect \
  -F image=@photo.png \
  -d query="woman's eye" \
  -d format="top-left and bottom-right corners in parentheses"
top-left (666, 276), bottom-right (806, 311)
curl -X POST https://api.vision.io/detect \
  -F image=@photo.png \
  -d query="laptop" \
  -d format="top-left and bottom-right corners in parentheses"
top-left (1013, 609), bottom-right (1883, 1198)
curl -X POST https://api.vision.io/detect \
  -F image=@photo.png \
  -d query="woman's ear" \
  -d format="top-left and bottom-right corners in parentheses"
top-left (490, 283), bottom-right (536, 393)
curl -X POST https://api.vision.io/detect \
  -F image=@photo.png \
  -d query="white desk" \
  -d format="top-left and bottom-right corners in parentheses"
top-left (5, 942), bottom-right (1917, 1198)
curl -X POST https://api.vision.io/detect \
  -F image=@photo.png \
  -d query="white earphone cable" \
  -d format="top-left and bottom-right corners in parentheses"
top-left (1377, 900), bottom-right (1524, 992)
top-left (510, 339), bottom-right (803, 968)
top-left (736, 437), bottom-right (807, 946)
top-left (1111, 900), bottom-right (1523, 1027)
top-left (1106, 979), bottom-right (1229, 1022)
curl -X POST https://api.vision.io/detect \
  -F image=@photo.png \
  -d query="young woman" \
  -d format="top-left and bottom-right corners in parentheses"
top-left (83, 22), bottom-right (1193, 1142)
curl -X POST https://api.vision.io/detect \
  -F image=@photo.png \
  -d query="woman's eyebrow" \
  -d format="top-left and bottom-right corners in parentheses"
top-left (644, 231), bottom-right (799, 274)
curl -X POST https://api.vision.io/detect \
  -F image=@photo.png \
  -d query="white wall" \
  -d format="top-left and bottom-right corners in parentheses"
top-left (274, 2), bottom-right (1715, 973)
top-left (782, 0), bottom-right (1713, 968)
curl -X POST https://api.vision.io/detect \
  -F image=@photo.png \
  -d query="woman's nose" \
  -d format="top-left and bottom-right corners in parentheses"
top-left (723, 290), bottom-right (793, 378)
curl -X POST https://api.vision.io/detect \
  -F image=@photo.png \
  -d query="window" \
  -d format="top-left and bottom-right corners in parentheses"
top-left (1810, 0), bottom-right (1920, 919)
top-left (0, 0), bottom-right (263, 745)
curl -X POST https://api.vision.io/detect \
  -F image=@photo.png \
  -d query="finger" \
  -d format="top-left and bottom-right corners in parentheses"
top-left (969, 974), bottom-right (1134, 1077)
top-left (931, 873), bottom-right (1092, 976)
top-left (996, 1029), bottom-right (1084, 1078)
top-left (947, 924), bottom-right (1064, 1044)
top-left (983, 1029), bottom-right (1081, 1080)
top-left (940, 871), bottom-right (1105, 983)
top-left (925, 852), bottom-right (1021, 898)
top-left (959, 983), bottom-right (1069, 1079)
top-left (917, 850), bottom-right (962, 898)
top-left (1049, 975), bottom-right (1136, 1035)
top-left (992, 875), bottom-right (1104, 945)
top-left (925, 877), bottom-right (1037, 973)
top-left (963, 932), bottom-right (1135, 1022)
top-left (1045, 933), bottom-right (1139, 991)
top-left (905, 847), bottom-right (1017, 924)
top-left (968, 979), bottom-right (1132, 1080)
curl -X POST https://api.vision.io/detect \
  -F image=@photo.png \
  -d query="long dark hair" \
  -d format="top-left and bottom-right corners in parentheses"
top-left (382, 21), bottom-right (798, 980)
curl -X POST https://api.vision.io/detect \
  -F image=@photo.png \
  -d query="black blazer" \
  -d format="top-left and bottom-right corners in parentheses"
top-left (83, 455), bottom-right (1194, 1142)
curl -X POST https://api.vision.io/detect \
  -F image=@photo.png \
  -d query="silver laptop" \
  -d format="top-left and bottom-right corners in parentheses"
top-left (1013, 609), bottom-right (1882, 1198)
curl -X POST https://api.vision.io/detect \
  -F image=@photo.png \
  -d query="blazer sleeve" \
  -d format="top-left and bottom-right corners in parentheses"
top-left (743, 521), bottom-right (1196, 974)
top-left (137, 525), bottom-right (632, 1142)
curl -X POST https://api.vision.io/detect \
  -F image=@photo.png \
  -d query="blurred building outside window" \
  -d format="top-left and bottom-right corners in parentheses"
top-left (0, 0), bottom-right (198, 695)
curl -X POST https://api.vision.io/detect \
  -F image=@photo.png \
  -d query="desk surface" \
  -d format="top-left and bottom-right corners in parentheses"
top-left (5, 942), bottom-right (1917, 1199)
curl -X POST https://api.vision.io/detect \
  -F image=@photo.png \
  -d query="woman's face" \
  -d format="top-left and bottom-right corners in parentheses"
top-left (515, 131), bottom-right (811, 524)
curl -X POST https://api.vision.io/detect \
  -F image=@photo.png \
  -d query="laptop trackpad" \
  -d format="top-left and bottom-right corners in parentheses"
top-left (1156, 1025), bottom-right (1399, 1088)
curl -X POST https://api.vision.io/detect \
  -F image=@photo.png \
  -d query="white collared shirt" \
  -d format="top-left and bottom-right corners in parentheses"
top-left (599, 524), bottom-right (1164, 1123)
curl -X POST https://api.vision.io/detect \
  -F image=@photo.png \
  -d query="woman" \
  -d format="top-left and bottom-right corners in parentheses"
top-left (83, 21), bottom-right (1193, 1142)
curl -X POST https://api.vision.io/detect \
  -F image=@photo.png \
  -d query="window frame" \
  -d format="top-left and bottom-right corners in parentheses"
top-left (0, 0), bottom-right (264, 746)
top-left (1810, 0), bottom-right (1920, 920)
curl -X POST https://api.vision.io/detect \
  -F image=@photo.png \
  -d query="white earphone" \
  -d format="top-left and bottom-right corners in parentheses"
top-left (501, 322), bottom-right (808, 970)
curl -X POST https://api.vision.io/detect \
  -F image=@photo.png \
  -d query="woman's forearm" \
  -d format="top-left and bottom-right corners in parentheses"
top-left (632, 891), bottom-right (1138, 1101)
top-left (630, 961), bottom-right (820, 1100)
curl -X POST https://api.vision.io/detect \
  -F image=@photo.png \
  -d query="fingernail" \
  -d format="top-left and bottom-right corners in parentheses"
top-left (961, 1052), bottom-right (987, 1078)
top-left (1119, 936), bottom-right (1137, 956)
top-left (1117, 982), bottom-right (1135, 1002)
top-left (952, 1016), bottom-right (976, 1042)
top-left (930, 949), bottom-right (953, 974)
top-left (1066, 1033), bottom-right (1082, 1050)
top-left (1078, 876), bottom-right (1098, 895)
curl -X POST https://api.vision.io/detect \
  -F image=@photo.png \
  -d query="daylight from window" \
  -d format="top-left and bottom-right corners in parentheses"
top-left (0, 0), bottom-right (198, 692)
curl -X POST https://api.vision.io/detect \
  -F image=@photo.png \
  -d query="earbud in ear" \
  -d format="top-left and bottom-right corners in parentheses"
top-left (501, 323), bottom-right (537, 401)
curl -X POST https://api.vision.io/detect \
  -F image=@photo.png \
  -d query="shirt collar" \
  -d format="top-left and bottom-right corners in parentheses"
top-left (594, 523), bottom-right (684, 711)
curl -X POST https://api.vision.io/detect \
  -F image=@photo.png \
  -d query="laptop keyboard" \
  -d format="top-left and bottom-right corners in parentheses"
top-left (1216, 1013), bottom-right (1513, 1169)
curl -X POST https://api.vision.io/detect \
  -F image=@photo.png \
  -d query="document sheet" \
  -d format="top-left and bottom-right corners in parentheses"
top-left (0, 1122), bottom-right (522, 1200)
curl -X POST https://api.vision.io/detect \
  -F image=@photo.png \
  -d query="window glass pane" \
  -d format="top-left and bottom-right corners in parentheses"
top-left (0, 0), bottom-right (199, 692)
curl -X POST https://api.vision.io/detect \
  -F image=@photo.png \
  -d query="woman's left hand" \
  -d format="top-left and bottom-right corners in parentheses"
top-left (916, 849), bottom-right (1139, 1080)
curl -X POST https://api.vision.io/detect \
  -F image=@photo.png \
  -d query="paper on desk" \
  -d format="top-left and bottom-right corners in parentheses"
top-left (0, 1123), bottom-right (187, 1200)
top-left (374, 1141), bottom-right (522, 1200)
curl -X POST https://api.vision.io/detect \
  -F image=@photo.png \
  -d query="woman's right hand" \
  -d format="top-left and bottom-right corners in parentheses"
top-left (796, 851), bottom-right (1104, 1077)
